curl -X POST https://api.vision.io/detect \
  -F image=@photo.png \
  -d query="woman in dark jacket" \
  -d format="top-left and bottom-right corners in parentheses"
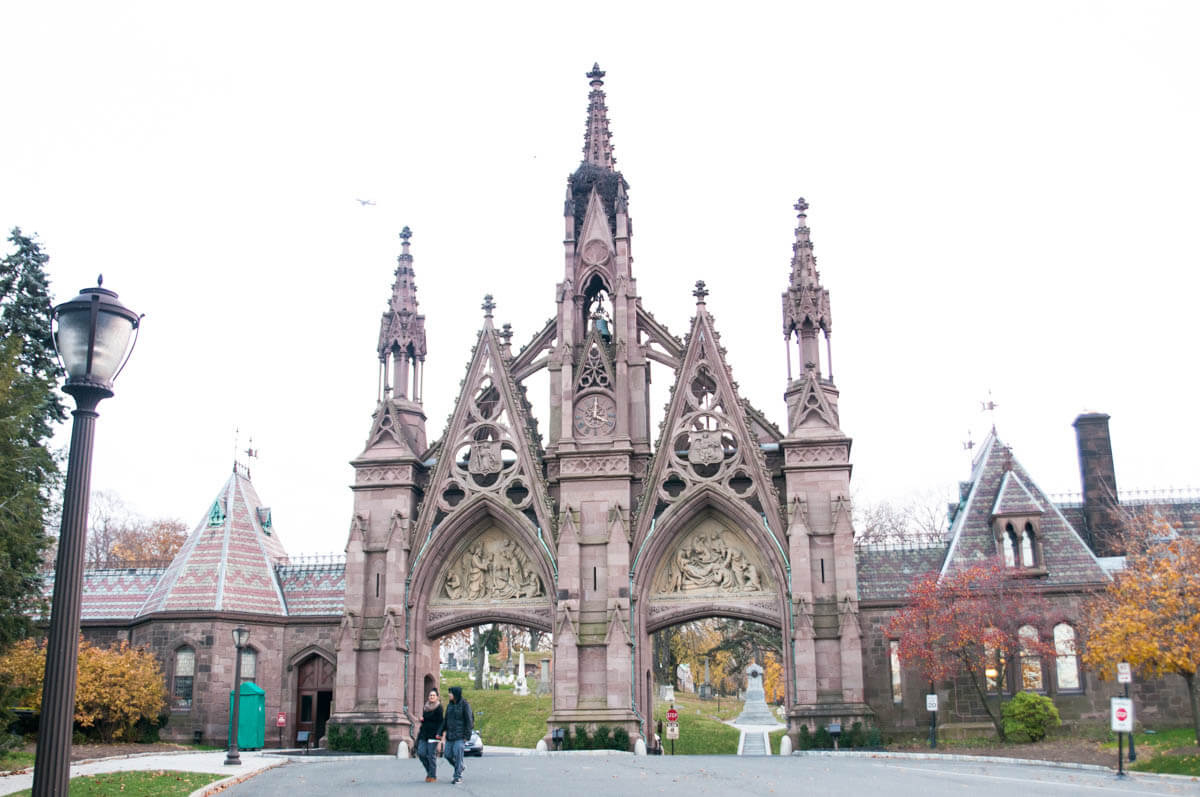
top-left (416, 688), bottom-right (443, 782)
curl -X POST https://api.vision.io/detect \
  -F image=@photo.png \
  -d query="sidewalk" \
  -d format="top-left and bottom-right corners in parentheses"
top-left (0, 750), bottom-right (285, 796)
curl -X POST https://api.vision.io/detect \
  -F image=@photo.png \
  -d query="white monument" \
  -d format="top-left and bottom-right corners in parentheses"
top-left (734, 663), bottom-right (777, 725)
top-left (676, 662), bottom-right (695, 693)
top-left (513, 651), bottom-right (529, 695)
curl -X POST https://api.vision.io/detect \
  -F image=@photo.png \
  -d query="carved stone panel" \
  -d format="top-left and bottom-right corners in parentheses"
top-left (652, 518), bottom-right (771, 596)
top-left (432, 527), bottom-right (546, 604)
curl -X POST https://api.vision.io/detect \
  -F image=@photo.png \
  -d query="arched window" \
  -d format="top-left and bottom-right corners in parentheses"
top-left (1018, 625), bottom-right (1044, 691)
top-left (240, 647), bottom-right (257, 683)
top-left (1020, 523), bottom-right (1036, 567)
top-left (1003, 523), bottom-right (1017, 568)
top-left (1054, 624), bottom-right (1081, 692)
top-left (983, 631), bottom-right (1006, 693)
top-left (173, 647), bottom-right (195, 708)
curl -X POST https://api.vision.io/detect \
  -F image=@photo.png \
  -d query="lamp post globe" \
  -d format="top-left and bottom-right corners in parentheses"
top-left (225, 627), bottom-right (251, 766)
top-left (32, 277), bottom-right (140, 797)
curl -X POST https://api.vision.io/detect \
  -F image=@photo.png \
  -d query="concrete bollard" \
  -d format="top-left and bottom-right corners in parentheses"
top-left (780, 735), bottom-right (792, 756)
top-left (396, 739), bottom-right (410, 758)
top-left (536, 739), bottom-right (548, 752)
top-left (634, 738), bottom-right (647, 756)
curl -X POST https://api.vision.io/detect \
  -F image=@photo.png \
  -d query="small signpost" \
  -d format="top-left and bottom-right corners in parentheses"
top-left (1112, 697), bottom-right (1134, 777)
top-left (275, 712), bottom-right (286, 749)
top-left (926, 692), bottom-right (938, 749)
top-left (666, 706), bottom-right (679, 754)
top-left (1117, 662), bottom-right (1136, 762)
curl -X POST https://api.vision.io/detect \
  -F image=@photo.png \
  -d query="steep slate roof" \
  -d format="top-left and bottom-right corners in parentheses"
top-left (992, 471), bottom-right (1044, 516)
top-left (941, 432), bottom-right (1109, 587)
top-left (139, 472), bottom-right (290, 616)
top-left (277, 562), bottom-right (346, 616)
top-left (855, 544), bottom-right (948, 602)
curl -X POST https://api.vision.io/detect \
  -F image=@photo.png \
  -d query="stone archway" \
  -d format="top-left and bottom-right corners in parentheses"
top-left (631, 503), bottom-right (791, 736)
top-left (405, 502), bottom-right (556, 738)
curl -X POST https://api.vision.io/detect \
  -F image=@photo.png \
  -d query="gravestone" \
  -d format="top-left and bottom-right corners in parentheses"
top-left (659, 684), bottom-right (675, 702)
top-left (733, 663), bottom-right (777, 725)
top-left (514, 652), bottom-right (529, 695)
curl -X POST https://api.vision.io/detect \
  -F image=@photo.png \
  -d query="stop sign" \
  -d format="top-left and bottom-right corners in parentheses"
top-left (1116, 707), bottom-right (1128, 722)
top-left (667, 707), bottom-right (679, 722)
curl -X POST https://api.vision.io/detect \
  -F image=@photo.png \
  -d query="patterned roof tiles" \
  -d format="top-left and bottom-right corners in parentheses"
top-left (138, 472), bottom-right (290, 616)
top-left (942, 432), bottom-right (1109, 587)
top-left (855, 544), bottom-right (948, 602)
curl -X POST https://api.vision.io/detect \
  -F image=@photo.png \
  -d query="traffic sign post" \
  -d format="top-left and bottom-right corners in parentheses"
top-left (666, 706), bottom-right (679, 754)
top-left (1112, 697), bottom-right (1134, 777)
top-left (275, 712), bottom-right (286, 749)
top-left (926, 692), bottom-right (938, 749)
top-left (1117, 663), bottom-right (1136, 761)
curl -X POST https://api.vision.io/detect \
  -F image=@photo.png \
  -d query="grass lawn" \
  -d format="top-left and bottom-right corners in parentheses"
top-left (653, 692), bottom-right (741, 755)
top-left (8, 770), bottom-right (226, 796)
top-left (0, 750), bottom-right (35, 772)
top-left (439, 670), bottom-right (551, 748)
top-left (1102, 727), bottom-right (1200, 776)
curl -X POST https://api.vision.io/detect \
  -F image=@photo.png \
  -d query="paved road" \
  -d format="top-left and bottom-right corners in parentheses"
top-left (224, 753), bottom-right (1196, 796)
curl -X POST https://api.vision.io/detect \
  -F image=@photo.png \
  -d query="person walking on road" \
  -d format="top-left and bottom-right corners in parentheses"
top-left (438, 686), bottom-right (474, 785)
top-left (416, 688), bottom-right (443, 782)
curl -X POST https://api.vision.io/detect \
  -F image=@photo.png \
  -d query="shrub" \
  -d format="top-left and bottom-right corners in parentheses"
top-left (1002, 691), bottom-right (1061, 742)
top-left (370, 725), bottom-right (389, 754)
top-left (844, 721), bottom-right (865, 748)
top-left (612, 726), bottom-right (631, 752)
top-left (593, 725), bottom-right (612, 750)
top-left (797, 724), bottom-right (812, 750)
top-left (0, 638), bottom-right (167, 742)
top-left (571, 724), bottom-right (591, 750)
top-left (813, 726), bottom-right (833, 749)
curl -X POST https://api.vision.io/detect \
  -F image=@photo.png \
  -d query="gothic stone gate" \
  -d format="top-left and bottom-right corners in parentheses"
top-left (631, 499), bottom-right (792, 732)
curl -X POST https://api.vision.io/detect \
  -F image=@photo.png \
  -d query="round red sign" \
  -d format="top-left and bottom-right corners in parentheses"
top-left (1116, 707), bottom-right (1128, 722)
top-left (667, 708), bottom-right (679, 722)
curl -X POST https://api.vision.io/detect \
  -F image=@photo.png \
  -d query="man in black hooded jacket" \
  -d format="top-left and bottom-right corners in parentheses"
top-left (438, 685), bottom-right (473, 785)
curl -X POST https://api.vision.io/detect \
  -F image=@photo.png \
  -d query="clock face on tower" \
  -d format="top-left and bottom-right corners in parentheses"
top-left (574, 394), bottom-right (617, 437)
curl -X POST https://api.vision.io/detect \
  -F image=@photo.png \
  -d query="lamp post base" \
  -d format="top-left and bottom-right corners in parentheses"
top-left (224, 752), bottom-right (242, 766)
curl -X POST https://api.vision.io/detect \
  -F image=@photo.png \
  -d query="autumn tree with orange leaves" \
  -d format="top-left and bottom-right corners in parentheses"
top-left (886, 558), bottom-right (1057, 740)
top-left (0, 637), bottom-right (167, 742)
top-left (1082, 513), bottom-right (1200, 744)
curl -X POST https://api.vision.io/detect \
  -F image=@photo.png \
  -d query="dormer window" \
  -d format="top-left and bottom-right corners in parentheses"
top-left (991, 471), bottom-right (1047, 574)
top-left (995, 517), bottom-right (1044, 572)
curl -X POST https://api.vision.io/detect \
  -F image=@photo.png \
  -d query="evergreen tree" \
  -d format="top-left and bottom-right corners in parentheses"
top-left (0, 227), bottom-right (66, 440)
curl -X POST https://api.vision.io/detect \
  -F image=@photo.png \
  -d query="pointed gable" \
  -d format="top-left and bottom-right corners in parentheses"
top-left (633, 284), bottom-right (785, 548)
top-left (411, 303), bottom-right (555, 554)
top-left (992, 471), bottom-right (1044, 516)
top-left (941, 433), bottom-right (1108, 586)
top-left (139, 472), bottom-right (290, 617)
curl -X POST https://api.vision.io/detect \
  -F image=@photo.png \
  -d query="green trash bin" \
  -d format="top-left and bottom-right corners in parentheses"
top-left (228, 681), bottom-right (266, 750)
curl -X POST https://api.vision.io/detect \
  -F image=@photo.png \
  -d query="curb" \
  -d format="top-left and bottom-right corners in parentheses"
top-left (790, 749), bottom-right (1113, 772)
top-left (188, 758), bottom-right (289, 797)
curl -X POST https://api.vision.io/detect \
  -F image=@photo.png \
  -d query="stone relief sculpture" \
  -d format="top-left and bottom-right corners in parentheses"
top-left (437, 529), bottom-right (544, 601)
top-left (656, 525), bottom-right (766, 595)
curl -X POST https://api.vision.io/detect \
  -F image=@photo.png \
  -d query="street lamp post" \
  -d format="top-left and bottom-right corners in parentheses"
top-left (33, 278), bottom-right (140, 797)
top-left (225, 627), bottom-right (251, 766)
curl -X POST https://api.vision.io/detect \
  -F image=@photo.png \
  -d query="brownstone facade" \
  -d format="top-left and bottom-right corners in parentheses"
top-left (64, 66), bottom-right (1195, 753)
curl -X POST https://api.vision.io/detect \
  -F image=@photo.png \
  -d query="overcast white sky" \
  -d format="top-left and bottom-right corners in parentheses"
top-left (3, 2), bottom-right (1197, 555)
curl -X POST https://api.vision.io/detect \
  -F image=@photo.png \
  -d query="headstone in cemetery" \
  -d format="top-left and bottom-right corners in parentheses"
top-left (514, 651), bottom-right (530, 695)
top-left (733, 663), bottom-right (778, 726)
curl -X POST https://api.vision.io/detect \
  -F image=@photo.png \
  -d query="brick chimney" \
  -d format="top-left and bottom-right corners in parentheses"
top-left (1073, 413), bottom-right (1121, 555)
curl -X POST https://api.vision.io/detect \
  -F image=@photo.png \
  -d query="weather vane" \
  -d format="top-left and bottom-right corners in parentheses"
top-left (980, 390), bottom-right (999, 433)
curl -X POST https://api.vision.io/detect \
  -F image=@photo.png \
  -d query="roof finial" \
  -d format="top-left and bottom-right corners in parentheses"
top-left (582, 63), bottom-right (616, 170)
top-left (399, 226), bottom-right (412, 242)
top-left (693, 280), bottom-right (709, 303)
top-left (981, 390), bottom-right (999, 434)
top-left (482, 294), bottom-right (496, 319)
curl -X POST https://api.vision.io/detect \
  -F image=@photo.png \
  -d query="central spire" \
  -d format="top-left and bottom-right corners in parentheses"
top-left (582, 63), bottom-right (616, 170)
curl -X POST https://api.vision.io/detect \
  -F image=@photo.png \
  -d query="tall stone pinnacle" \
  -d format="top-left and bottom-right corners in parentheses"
top-left (582, 63), bottom-right (616, 170)
top-left (378, 226), bottom-right (427, 361)
top-left (782, 198), bottom-right (832, 337)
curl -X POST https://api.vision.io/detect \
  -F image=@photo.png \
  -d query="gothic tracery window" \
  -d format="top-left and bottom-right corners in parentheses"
top-left (1019, 624), bottom-right (1044, 691)
top-left (1054, 623), bottom-right (1081, 692)
top-left (173, 647), bottom-right (195, 708)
